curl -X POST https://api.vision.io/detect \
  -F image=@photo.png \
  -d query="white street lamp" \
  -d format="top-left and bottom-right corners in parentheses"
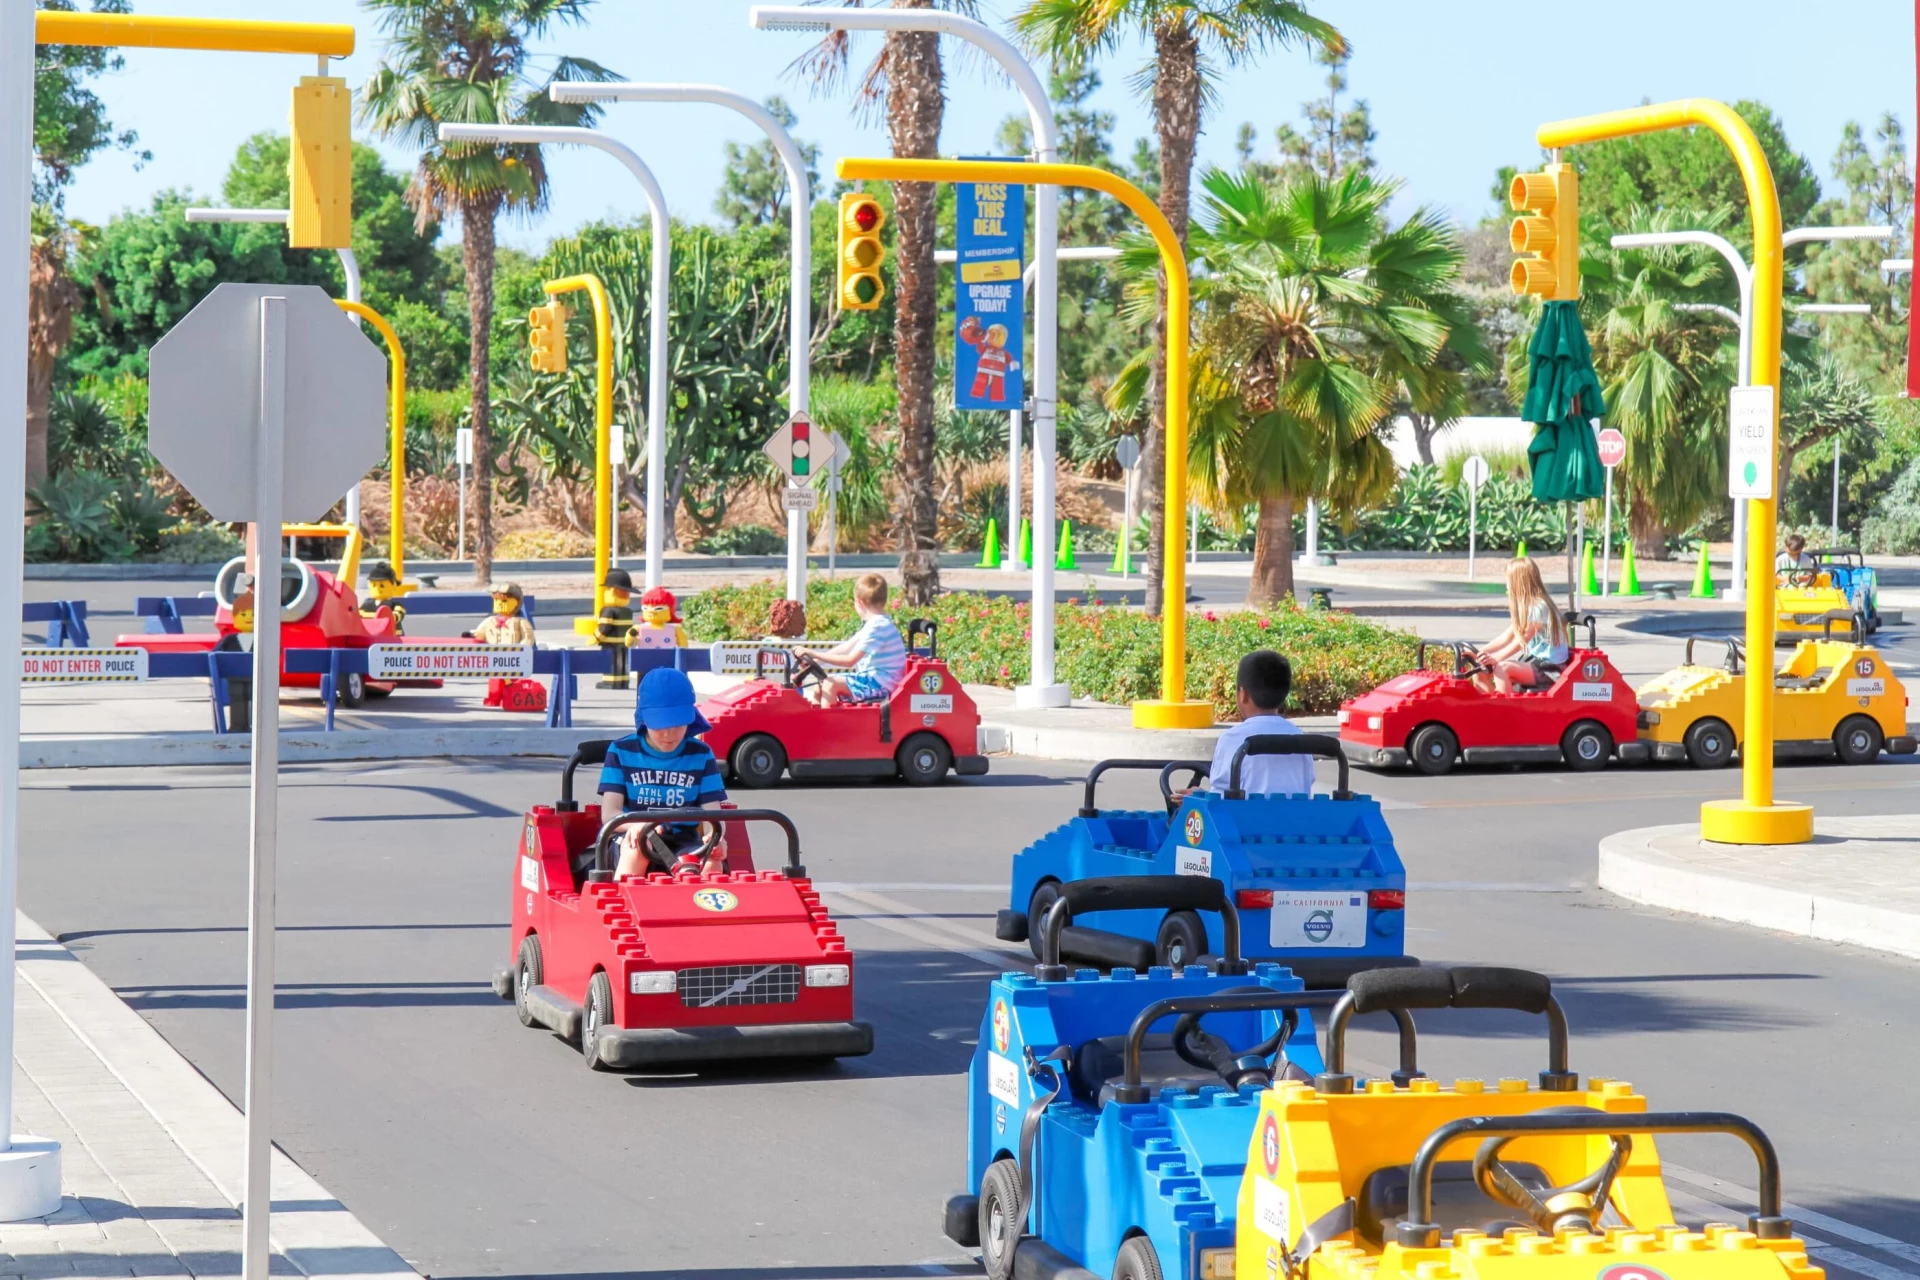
top-left (935, 245), bottom-right (1118, 576)
top-left (1797, 303), bottom-right (1874, 538)
top-left (186, 207), bottom-right (364, 527)
top-left (552, 81), bottom-right (814, 604)
top-left (1611, 224), bottom-right (1890, 601)
top-left (439, 122), bottom-right (671, 591)
top-left (752, 4), bottom-right (1068, 706)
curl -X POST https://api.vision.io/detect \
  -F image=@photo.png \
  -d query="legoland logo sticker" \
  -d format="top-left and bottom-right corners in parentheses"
top-left (1184, 811), bottom-right (1205, 845)
top-left (1599, 1266), bottom-right (1671, 1280)
top-left (991, 998), bottom-right (1011, 1054)
top-left (691, 888), bottom-right (739, 913)
top-left (1260, 1114), bottom-right (1281, 1176)
top-left (920, 671), bottom-right (944, 694)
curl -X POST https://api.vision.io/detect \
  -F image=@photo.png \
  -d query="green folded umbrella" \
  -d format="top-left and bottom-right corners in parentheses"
top-left (1521, 300), bottom-right (1607, 504)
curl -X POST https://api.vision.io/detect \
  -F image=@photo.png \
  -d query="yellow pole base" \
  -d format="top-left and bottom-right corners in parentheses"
top-left (1700, 799), bottom-right (1814, 845)
top-left (1131, 700), bottom-right (1216, 730)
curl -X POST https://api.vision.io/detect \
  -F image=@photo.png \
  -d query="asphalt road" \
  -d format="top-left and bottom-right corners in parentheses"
top-left (18, 753), bottom-right (1920, 1280)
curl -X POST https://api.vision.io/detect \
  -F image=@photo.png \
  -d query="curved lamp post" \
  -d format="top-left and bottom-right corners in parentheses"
top-left (438, 122), bottom-right (671, 594)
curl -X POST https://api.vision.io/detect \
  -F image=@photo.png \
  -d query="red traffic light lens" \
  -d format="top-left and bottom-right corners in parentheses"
top-left (852, 202), bottom-right (879, 232)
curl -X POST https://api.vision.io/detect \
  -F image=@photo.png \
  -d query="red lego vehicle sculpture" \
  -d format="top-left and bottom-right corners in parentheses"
top-left (699, 619), bottom-right (989, 787)
top-left (491, 740), bottom-right (874, 1070)
top-left (1338, 615), bottom-right (1645, 775)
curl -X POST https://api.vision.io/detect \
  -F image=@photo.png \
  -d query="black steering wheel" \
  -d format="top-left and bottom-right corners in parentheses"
top-left (626, 818), bottom-right (724, 871)
top-left (1170, 1001), bottom-right (1296, 1091)
top-left (1474, 1112), bottom-right (1630, 1235)
top-left (1782, 568), bottom-right (1818, 588)
top-left (1157, 762), bottom-right (1207, 816)
top-left (788, 654), bottom-right (832, 695)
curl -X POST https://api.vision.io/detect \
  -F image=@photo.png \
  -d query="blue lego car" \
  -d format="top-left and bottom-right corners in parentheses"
top-left (993, 735), bottom-right (1415, 988)
top-left (944, 876), bottom-right (1345, 1280)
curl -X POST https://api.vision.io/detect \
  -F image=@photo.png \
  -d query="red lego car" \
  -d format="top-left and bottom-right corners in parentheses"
top-left (491, 740), bottom-right (873, 1070)
top-left (699, 619), bottom-right (989, 787)
top-left (1337, 616), bottom-right (1646, 775)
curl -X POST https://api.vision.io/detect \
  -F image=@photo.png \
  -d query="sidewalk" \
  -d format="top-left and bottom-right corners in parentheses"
top-left (1598, 816), bottom-right (1920, 961)
top-left (9, 914), bottom-right (415, 1279)
top-left (970, 684), bottom-right (1339, 761)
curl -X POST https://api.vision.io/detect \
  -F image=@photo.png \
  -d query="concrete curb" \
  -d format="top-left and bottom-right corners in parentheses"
top-left (15, 912), bottom-right (419, 1279)
top-left (23, 727), bottom-right (612, 770)
top-left (1597, 822), bottom-right (1920, 961)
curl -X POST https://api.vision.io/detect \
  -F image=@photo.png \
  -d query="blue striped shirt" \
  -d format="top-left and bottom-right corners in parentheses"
top-left (851, 613), bottom-right (907, 692)
top-left (598, 734), bottom-right (727, 812)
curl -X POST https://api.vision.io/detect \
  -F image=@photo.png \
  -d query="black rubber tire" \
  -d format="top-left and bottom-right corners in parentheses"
top-left (1155, 911), bottom-right (1206, 970)
top-left (582, 970), bottom-right (615, 1071)
top-left (1408, 723), bottom-right (1459, 776)
top-left (730, 734), bottom-right (787, 789)
top-left (1114, 1235), bottom-right (1165, 1280)
top-left (977, 1159), bottom-right (1024, 1280)
top-left (338, 671), bottom-right (367, 708)
top-left (1560, 720), bottom-right (1612, 772)
top-left (513, 934), bottom-right (542, 1028)
top-left (1834, 714), bottom-right (1884, 765)
top-left (364, 683), bottom-right (394, 700)
top-left (896, 732), bottom-right (953, 786)
top-left (1683, 717), bottom-right (1736, 770)
top-left (1026, 880), bottom-right (1062, 962)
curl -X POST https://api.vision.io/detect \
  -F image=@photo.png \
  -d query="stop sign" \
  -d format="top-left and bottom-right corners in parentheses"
top-left (1596, 427), bottom-right (1627, 469)
top-left (148, 283), bottom-right (387, 522)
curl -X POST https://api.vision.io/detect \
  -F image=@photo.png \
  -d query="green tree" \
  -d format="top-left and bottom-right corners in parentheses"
top-left (1803, 113), bottom-right (1912, 392)
top-left (1779, 358), bottom-right (1879, 531)
top-left (1015, 0), bottom-right (1343, 616)
top-left (714, 96), bottom-right (820, 236)
top-left (359, 0), bottom-right (616, 585)
top-left (1269, 45), bottom-right (1374, 184)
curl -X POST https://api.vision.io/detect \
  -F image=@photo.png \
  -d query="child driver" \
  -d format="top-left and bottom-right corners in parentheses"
top-left (599, 668), bottom-right (728, 878)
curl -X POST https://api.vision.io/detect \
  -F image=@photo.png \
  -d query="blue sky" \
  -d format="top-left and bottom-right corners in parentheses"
top-left (55, 0), bottom-right (1918, 250)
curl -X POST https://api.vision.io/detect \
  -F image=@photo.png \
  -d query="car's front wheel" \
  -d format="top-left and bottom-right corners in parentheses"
top-left (1561, 720), bottom-right (1612, 772)
top-left (1026, 881), bottom-right (1062, 963)
top-left (1155, 911), bottom-right (1206, 970)
top-left (1408, 723), bottom-right (1459, 776)
top-left (731, 734), bottom-right (787, 789)
top-left (1114, 1235), bottom-right (1165, 1280)
top-left (582, 970), bottom-right (615, 1071)
top-left (1684, 717), bottom-right (1735, 769)
top-left (338, 671), bottom-right (367, 707)
top-left (513, 934), bottom-right (542, 1028)
top-left (896, 732), bottom-right (952, 786)
top-left (977, 1158), bottom-right (1023, 1280)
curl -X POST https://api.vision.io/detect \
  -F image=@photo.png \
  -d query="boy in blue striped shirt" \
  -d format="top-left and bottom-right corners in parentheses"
top-left (599, 668), bottom-right (729, 877)
top-left (796, 573), bottom-right (906, 707)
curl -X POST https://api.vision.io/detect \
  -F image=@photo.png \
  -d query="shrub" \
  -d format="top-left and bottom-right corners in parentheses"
top-left (1325, 464), bottom-right (1567, 553)
top-left (682, 579), bottom-right (1418, 716)
top-left (146, 522), bottom-right (243, 564)
top-left (1861, 456), bottom-right (1920, 555)
top-left (495, 528), bottom-right (593, 560)
top-left (693, 523), bottom-right (785, 556)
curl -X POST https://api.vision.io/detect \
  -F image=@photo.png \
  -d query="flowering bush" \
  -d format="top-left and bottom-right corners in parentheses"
top-left (682, 579), bottom-right (1418, 716)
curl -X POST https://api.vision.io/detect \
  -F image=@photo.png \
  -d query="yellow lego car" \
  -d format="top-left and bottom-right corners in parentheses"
top-left (1635, 623), bottom-right (1915, 768)
top-left (1775, 549), bottom-right (1879, 640)
top-left (1234, 967), bottom-right (1819, 1280)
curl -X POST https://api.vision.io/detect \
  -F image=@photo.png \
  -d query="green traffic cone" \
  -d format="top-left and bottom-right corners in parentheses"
top-left (1055, 519), bottom-right (1077, 570)
top-left (1017, 518), bottom-right (1032, 568)
top-left (1110, 533), bottom-right (1125, 573)
top-left (1517, 539), bottom-right (1528, 559)
top-left (1580, 540), bottom-right (1601, 595)
top-left (976, 519), bottom-right (1000, 568)
top-left (1690, 541), bottom-right (1714, 598)
top-left (1618, 539), bottom-right (1643, 597)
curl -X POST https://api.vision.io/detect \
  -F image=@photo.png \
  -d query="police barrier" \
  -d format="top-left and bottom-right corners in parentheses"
top-left (21, 601), bottom-right (90, 647)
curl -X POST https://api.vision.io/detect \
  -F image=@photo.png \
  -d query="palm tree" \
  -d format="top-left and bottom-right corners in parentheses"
top-left (1015, 0), bottom-right (1342, 615)
top-left (790, 1), bottom-right (975, 605)
top-left (359, 0), bottom-right (614, 585)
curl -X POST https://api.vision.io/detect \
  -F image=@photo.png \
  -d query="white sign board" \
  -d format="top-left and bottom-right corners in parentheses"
top-left (783, 486), bottom-right (820, 512)
top-left (148, 283), bottom-right (388, 522)
top-left (1596, 427), bottom-right (1627, 469)
top-left (1462, 454), bottom-right (1489, 489)
top-left (1115, 434), bottom-right (1141, 471)
top-left (22, 647), bottom-right (147, 683)
top-left (455, 426), bottom-right (474, 466)
top-left (367, 644), bottom-right (535, 680)
top-left (709, 640), bottom-right (803, 676)
top-left (1727, 385), bottom-right (1777, 500)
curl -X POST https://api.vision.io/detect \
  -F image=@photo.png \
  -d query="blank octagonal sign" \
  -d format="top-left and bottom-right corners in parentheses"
top-left (148, 283), bottom-right (387, 523)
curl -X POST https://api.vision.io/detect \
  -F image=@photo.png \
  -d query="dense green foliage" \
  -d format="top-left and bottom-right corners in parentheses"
top-left (684, 578), bottom-right (1418, 716)
top-left (1325, 465), bottom-right (1566, 553)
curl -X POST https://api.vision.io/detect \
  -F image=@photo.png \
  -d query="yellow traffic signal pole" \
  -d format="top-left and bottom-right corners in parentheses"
top-left (837, 156), bottom-right (1212, 729)
top-left (1539, 99), bottom-right (1810, 846)
top-left (333, 300), bottom-right (408, 589)
top-left (544, 274), bottom-right (616, 619)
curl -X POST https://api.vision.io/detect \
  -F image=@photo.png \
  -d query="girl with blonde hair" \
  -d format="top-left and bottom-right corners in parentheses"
top-left (1469, 558), bottom-right (1569, 694)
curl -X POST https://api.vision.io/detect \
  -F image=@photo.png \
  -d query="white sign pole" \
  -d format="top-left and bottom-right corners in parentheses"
top-left (1005, 407), bottom-right (1022, 574)
top-left (0, 0), bottom-right (63, 1220)
top-left (1468, 482), bottom-right (1477, 582)
top-left (455, 426), bottom-right (473, 563)
top-left (242, 297), bottom-right (287, 1280)
top-left (1601, 466), bottom-right (1614, 597)
top-left (1122, 477), bottom-right (1133, 580)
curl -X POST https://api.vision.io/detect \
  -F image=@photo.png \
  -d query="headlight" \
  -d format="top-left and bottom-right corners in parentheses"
top-left (1200, 1248), bottom-right (1235, 1279)
top-left (1367, 715), bottom-right (1383, 730)
top-left (804, 964), bottom-right (851, 988)
top-left (630, 970), bottom-right (676, 995)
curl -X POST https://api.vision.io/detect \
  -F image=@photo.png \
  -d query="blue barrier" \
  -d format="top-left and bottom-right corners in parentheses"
top-left (133, 592), bottom-right (534, 635)
top-left (390, 592), bottom-right (538, 621)
top-left (134, 596), bottom-right (217, 634)
top-left (23, 601), bottom-right (89, 647)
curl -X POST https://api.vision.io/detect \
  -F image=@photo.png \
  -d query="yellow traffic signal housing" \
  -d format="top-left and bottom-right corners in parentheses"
top-left (1508, 163), bottom-right (1580, 301)
top-left (529, 301), bottom-right (568, 374)
top-left (288, 76), bottom-right (352, 249)
top-left (838, 192), bottom-right (887, 311)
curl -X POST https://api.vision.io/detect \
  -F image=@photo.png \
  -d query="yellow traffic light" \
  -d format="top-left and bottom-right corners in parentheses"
top-left (529, 301), bottom-right (568, 374)
top-left (288, 76), bottom-right (352, 249)
top-left (1508, 163), bottom-right (1580, 301)
top-left (838, 192), bottom-right (886, 311)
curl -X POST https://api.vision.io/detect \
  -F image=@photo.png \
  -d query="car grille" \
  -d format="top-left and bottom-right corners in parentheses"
top-left (677, 964), bottom-right (801, 1009)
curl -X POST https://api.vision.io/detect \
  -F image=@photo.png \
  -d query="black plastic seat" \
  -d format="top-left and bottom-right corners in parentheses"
top-left (1070, 1034), bottom-right (1310, 1109)
top-left (1356, 1160), bottom-right (1551, 1245)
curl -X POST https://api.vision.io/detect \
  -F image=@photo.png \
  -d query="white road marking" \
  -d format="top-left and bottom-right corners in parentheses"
top-left (829, 889), bottom-right (1024, 971)
top-left (1665, 1163), bottom-right (1920, 1267)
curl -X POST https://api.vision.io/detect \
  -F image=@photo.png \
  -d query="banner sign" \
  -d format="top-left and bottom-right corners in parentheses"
top-left (368, 644), bottom-right (534, 680)
top-left (709, 640), bottom-right (802, 677)
top-left (23, 647), bottom-right (147, 683)
top-left (954, 161), bottom-right (1026, 411)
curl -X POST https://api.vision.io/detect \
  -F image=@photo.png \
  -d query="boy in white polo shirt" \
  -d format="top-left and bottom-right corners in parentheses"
top-left (1203, 650), bottom-right (1315, 796)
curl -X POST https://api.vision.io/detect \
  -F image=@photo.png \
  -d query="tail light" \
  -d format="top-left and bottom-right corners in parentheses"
top-left (1368, 889), bottom-right (1405, 911)
top-left (1236, 890), bottom-right (1274, 909)
top-left (1336, 709), bottom-right (1350, 725)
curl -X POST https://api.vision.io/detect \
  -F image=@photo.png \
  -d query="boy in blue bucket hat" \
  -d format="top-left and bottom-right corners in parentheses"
top-left (598, 667), bottom-right (729, 878)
